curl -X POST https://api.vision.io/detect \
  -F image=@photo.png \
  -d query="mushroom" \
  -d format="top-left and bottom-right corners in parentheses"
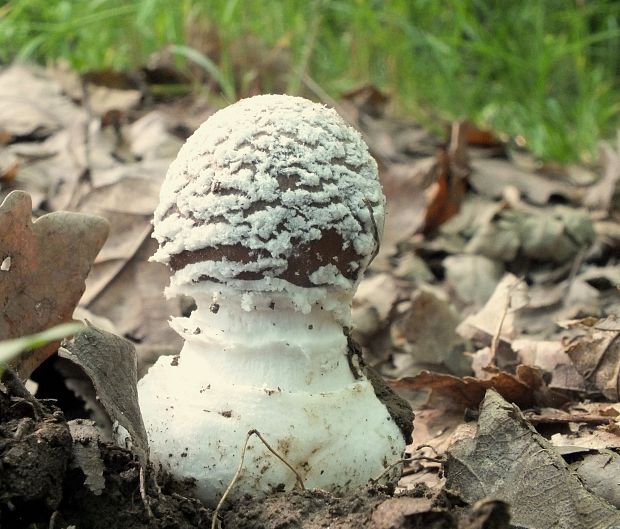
top-left (138, 94), bottom-right (412, 506)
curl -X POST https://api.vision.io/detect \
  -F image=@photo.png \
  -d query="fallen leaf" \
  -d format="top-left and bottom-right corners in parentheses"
top-left (579, 266), bottom-right (620, 291)
top-left (0, 191), bottom-right (109, 378)
top-left (86, 85), bottom-right (142, 116)
top-left (443, 255), bottom-right (504, 307)
top-left (391, 287), bottom-right (465, 372)
top-left (389, 365), bottom-right (559, 411)
top-left (464, 210), bottom-right (520, 262)
top-left (446, 390), bottom-right (620, 529)
top-left (59, 324), bottom-right (148, 462)
top-left (585, 133), bottom-right (620, 213)
top-left (352, 273), bottom-right (402, 341)
top-left (341, 85), bottom-right (389, 118)
top-left (470, 158), bottom-right (579, 205)
top-left (377, 160), bottom-right (431, 266)
top-left (568, 450), bottom-right (620, 509)
top-left (127, 111), bottom-right (183, 161)
top-left (421, 126), bottom-right (468, 234)
top-left (458, 499), bottom-right (511, 529)
top-left (456, 274), bottom-right (527, 345)
top-left (551, 429), bottom-right (620, 451)
top-left (520, 206), bottom-right (594, 263)
top-left (565, 323), bottom-right (620, 400)
top-left (513, 339), bottom-right (586, 392)
top-left (0, 65), bottom-right (82, 140)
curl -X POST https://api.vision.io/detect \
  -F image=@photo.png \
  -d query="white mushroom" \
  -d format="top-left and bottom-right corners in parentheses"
top-left (138, 94), bottom-right (411, 506)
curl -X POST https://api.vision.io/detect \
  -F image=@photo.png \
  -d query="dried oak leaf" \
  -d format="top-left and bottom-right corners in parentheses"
top-left (446, 390), bottom-right (620, 529)
top-left (0, 190), bottom-right (109, 378)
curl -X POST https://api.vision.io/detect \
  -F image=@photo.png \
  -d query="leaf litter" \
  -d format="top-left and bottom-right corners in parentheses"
top-left (0, 62), bottom-right (619, 527)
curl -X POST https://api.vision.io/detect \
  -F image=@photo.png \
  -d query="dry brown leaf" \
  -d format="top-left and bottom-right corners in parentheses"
top-left (0, 190), bottom-right (109, 378)
top-left (565, 321), bottom-right (620, 400)
top-left (371, 497), bottom-right (455, 529)
top-left (0, 65), bottom-right (82, 140)
top-left (391, 288), bottom-right (465, 371)
top-left (352, 273), bottom-right (402, 341)
top-left (421, 144), bottom-right (468, 234)
top-left (569, 450), bottom-right (620, 509)
top-left (376, 160), bottom-right (430, 266)
top-left (456, 273), bottom-right (527, 343)
top-left (513, 338), bottom-right (586, 392)
top-left (443, 255), bottom-right (504, 307)
top-left (341, 85), bottom-right (389, 118)
top-left (551, 429), bottom-right (620, 451)
top-left (390, 365), bottom-right (563, 411)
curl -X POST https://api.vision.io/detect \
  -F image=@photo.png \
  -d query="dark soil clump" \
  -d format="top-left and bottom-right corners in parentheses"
top-left (221, 487), bottom-right (392, 529)
top-left (0, 378), bottom-right (72, 527)
top-left (0, 373), bottom-right (210, 529)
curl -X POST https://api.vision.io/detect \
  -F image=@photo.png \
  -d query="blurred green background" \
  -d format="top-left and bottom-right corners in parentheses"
top-left (1, 0), bottom-right (619, 162)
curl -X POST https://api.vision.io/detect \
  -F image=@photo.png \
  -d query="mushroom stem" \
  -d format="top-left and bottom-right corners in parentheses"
top-left (172, 288), bottom-right (354, 389)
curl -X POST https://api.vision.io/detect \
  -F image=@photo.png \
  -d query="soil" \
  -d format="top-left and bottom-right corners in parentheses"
top-left (0, 372), bottom-right (210, 529)
top-left (0, 373), bottom-right (508, 529)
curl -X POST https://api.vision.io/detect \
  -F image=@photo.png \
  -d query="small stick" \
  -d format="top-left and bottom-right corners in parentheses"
top-left (369, 455), bottom-right (444, 485)
top-left (524, 412), bottom-right (612, 425)
top-left (211, 429), bottom-right (305, 529)
top-left (490, 277), bottom-right (524, 364)
top-left (1, 367), bottom-right (43, 420)
top-left (140, 465), bottom-right (154, 519)
top-left (415, 443), bottom-right (440, 456)
top-left (363, 198), bottom-right (381, 267)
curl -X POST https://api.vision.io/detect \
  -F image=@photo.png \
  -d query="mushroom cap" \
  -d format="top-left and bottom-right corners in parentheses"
top-left (152, 94), bottom-right (384, 291)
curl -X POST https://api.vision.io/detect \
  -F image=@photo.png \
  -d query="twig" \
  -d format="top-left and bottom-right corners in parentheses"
top-left (1, 367), bottom-right (43, 420)
top-left (415, 443), bottom-right (439, 456)
top-left (369, 455), bottom-right (444, 485)
top-left (140, 465), bottom-right (154, 520)
top-left (490, 277), bottom-right (525, 364)
top-left (524, 412), bottom-right (612, 425)
top-left (363, 198), bottom-right (381, 267)
top-left (489, 300), bottom-right (510, 364)
top-left (211, 429), bottom-right (305, 529)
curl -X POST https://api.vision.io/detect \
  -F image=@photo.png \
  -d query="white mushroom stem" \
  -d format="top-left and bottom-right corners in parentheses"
top-left (172, 289), bottom-right (352, 389)
top-left (138, 285), bottom-right (404, 506)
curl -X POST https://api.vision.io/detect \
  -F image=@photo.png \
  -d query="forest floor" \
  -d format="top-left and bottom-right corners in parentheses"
top-left (1, 64), bottom-right (619, 529)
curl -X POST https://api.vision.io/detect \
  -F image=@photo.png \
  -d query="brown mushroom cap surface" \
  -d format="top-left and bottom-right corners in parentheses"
top-left (152, 94), bottom-right (385, 290)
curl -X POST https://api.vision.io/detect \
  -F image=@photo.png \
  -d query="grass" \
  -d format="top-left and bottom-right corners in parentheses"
top-left (1, 0), bottom-right (619, 162)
